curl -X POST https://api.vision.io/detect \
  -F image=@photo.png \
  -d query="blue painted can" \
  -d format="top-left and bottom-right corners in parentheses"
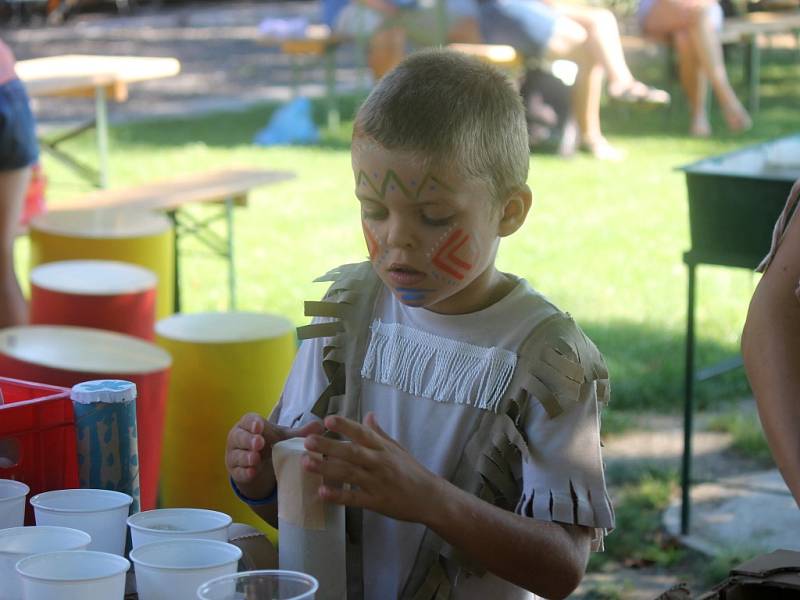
top-left (71, 380), bottom-right (141, 515)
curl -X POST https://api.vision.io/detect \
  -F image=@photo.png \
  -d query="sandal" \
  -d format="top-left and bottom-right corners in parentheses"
top-left (608, 81), bottom-right (671, 106)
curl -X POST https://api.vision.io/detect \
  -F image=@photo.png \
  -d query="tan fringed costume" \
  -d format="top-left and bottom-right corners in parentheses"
top-left (271, 262), bottom-right (615, 600)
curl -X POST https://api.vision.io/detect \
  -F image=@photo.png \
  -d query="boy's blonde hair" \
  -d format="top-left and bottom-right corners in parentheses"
top-left (353, 48), bottom-right (529, 203)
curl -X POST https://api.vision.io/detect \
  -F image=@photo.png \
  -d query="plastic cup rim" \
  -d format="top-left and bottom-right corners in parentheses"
top-left (14, 550), bottom-right (130, 582)
top-left (0, 480), bottom-right (30, 501)
top-left (127, 507), bottom-right (232, 535)
top-left (0, 526), bottom-right (92, 557)
top-left (197, 569), bottom-right (320, 598)
top-left (30, 488), bottom-right (133, 513)
top-left (129, 538), bottom-right (242, 571)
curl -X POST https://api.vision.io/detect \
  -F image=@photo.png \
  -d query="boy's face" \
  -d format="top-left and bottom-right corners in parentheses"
top-left (352, 139), bottom-right (505, 315)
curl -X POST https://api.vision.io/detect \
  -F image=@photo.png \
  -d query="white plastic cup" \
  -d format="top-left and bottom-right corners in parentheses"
top-left (15, 550), bottom-right (129, 600)
top-left (130, 538), bottom-right (242, 600)
top-left (29, 488), bottom-right (133, 555)
top-left (0, 526), bottom-right (92, 600)
top-left (197, 569), bottom-right (319, 599)
top-left (0, 480), bottom-right (29, 529)
top-left (127, 507), bottom-right (232, 549)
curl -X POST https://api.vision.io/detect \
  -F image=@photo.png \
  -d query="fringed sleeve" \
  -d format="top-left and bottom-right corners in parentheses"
top-left (757, 178), bottom-right (800, 301)
top-left (515, 319), bottom-right (614, 551)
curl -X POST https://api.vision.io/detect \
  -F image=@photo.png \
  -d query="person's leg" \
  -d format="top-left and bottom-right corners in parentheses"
top-left (546, 17), bottom-right (624, 159)
top-left (687, 3), bottom-right (750, 131)
top-left (673, 29), bottom-right (711, 136)
top-left (557, 3), bottom-right (668, 103)
top-left (368, 26), bottom-right (407, 78)
top-left (0, 166), bottom-right (29, 328)
top-left (644, 0), bottom-right (750, 132)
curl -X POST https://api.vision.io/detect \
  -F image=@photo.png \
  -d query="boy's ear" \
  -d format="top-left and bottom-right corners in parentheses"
top-left (497, 185), bottom-right (532, 237)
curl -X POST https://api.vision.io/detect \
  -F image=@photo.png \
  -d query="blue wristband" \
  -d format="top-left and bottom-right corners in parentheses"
top-left (229, 477), bottom-right (277, 506)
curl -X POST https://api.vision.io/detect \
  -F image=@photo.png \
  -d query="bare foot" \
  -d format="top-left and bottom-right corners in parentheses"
top-left (722, 102), bottom-right (752, 133)
top-left (579, 136), bottom-right (626, 161)
top-left (690, 115), bottom-right (711, 137)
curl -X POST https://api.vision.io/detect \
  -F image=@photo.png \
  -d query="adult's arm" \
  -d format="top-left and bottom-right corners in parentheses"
top-left (742, 205), bottom-right (800, 506)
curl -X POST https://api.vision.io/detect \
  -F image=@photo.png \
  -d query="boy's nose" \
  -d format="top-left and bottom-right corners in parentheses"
top-left (386, 219), bottom-right (416, 249)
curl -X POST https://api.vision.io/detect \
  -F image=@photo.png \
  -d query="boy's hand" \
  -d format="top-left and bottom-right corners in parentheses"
top-left (226, 412), bottom-right (324, 500)
top-left (302, 413), bottom-right (444, 524)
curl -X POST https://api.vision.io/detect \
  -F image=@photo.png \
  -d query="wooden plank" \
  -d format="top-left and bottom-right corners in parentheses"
top-left (17, 55), bottom-right (180, 99)
top-left (49, 168), bottom-right (296, 212)
top-left (258, 23), bottom-right (344, 55)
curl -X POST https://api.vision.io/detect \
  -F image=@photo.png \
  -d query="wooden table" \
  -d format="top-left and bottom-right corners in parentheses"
top-left (16, 55), bottom-right (181, 188)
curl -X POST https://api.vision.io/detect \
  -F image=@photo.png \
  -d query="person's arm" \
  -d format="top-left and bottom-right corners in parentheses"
top-left (304, 413), bottom-right (592, 599)
top-left (742, 208), bottom-right (800, 507)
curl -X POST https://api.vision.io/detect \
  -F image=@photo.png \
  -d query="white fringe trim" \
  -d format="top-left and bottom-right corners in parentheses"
top-left (361, 319), bottom-right (517, 412)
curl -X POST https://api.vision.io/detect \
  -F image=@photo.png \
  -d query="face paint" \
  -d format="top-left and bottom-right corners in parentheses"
top-left (352, 141), bottom-right (504, 315)
top-left (431, 228), bottom-right (474, 281)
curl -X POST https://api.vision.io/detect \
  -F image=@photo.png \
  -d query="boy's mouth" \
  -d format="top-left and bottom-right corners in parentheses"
top-left (387, 264), bottom-right (426, 286)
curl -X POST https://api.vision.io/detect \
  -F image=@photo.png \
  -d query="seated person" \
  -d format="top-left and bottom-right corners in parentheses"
top-left (323, 0), bottom-right (481, 78)
top-left (479, 0), bottom-right (670, 160)
top-left (227, 49), bottom-right (614, 599)
top-left (742, 179), bottom-right (800, 507)
top-left (639, 0), bottom-right (750, 136)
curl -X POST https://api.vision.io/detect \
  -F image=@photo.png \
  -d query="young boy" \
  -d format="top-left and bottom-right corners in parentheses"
top-left (226, 48), bottom-right (613, 600)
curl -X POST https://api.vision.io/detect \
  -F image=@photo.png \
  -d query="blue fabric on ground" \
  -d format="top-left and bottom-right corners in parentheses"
top-left (253, 97), bottom-right (320, 146)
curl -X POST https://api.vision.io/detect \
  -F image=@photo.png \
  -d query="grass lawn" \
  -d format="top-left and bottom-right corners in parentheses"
top-left (24, 46), bottom-right (800, 415)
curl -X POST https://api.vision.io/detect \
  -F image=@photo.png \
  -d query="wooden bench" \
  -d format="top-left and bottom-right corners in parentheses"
top-left (622, 11), bottom-right (800, 114)
top-left (258, 24), bottom-right (360, 130)
top-left (23, 168), bottom-right (295, 312)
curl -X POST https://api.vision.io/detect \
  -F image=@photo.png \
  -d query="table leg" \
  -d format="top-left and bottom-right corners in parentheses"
top-left (225, 196), bottom-right (237, 311)
top-left (324, 46), bottom-right (339, 131)
top-left (681, 260), bottom-right (696, 536)
top-left (95, 86), bottom-right (110, 188)
top-left (168, 210), bottom-right (181, 314)
top-left (743, 35), bottom-right (760, 116)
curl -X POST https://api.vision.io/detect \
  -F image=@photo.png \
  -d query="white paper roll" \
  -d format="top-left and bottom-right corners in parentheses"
top-left (273, 437), bottom-right (346, 600)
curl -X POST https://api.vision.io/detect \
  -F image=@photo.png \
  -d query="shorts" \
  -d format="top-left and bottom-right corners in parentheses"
top-left (479, 0), bottom-right (557, 59)
top-left (0, 78), bottom-right (38, 171)
top-left (334, 0), bottom-right (479, 46)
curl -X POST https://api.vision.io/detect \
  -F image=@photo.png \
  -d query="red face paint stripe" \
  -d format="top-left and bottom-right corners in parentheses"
top-left (432, 229), bottom-right (473, 280)
top-left (363, 222), bottom-right (379, 260)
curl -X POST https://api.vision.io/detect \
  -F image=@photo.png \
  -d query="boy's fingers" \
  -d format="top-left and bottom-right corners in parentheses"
top-left (229, 465), bottom-right (257, 483)
top-left (323, 415), bottom-right (382, 449)
top-left (304, 434), bottom-right (373, 467)
top-left (289, 420), bottom-right (325, 439)
top-left (239, 413), bottom-right (265, 434)
top-left (229, 427), bottom-right (265, 452)
top-left (364, 412), bottom-right (392, 442)
top-left (227, 449), bottom-right (261, 470)
top-left (303, 454), bottom-right (367, 487)
top-left (318, 482), bottom-right (368, 509)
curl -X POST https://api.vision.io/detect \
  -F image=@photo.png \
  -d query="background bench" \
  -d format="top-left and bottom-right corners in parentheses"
top-left (23, 168), bottom-right (295, 312)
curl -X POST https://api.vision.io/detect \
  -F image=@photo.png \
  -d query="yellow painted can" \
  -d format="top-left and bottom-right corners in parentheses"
top-left (155, 312), bottom-right (297, 543)
top-left (29, 208), bottom-right (174, 318)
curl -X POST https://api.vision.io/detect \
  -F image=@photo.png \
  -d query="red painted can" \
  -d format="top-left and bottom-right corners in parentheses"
top-left (0, 326), bottom-right (172, 511)
top-left (30, 260), bottom-right (157, 340)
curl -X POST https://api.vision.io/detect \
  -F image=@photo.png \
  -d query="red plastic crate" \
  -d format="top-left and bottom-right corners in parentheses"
top-left (0, 376), bottom-right (78, 524)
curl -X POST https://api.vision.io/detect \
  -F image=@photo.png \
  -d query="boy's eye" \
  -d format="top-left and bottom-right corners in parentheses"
top-left (421, 211), bottom-right (455, 227)
top-left (361, 202), bottom-right (388, 220)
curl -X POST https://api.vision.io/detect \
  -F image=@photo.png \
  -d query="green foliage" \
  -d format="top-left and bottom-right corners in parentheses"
top-left (593, 471), bottom-right (684, 569)
top-left (700, 547), bottom-right (764, 587)
top-left (707, 412), bottom-right (774, 464)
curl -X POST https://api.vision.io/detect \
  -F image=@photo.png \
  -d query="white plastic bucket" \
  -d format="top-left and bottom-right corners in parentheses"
top-left (15, 550), bottom-right (129, 600)
top-left (127, 507), bottom-right (232, 549)
top-left (29, 488), bottom-right (132, 555)
top-left (0, 526), bottom-right (92, 600)
top-left (0, 480), bottom-right (29, 529)
top-left (197, 569), bottom-right (319, 599)
top-left (130, 538), bottom-right (242, 600)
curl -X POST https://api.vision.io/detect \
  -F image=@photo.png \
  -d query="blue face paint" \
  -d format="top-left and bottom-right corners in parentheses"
top-left (396, 287), bottom-right (436, 304)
